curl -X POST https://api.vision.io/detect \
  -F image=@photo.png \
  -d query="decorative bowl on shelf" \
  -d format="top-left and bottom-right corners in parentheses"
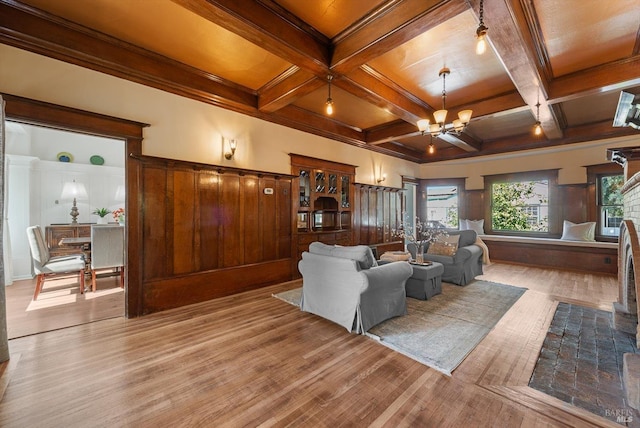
top-left (57, 152), bottom-right (73, 162)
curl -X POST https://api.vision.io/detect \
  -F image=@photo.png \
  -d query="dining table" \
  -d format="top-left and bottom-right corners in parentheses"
top-left (59, 236), bottom-right (92, 268)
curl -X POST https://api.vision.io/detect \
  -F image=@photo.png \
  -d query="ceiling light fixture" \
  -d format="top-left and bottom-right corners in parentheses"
top-left (475, 0), bottom-right (488, 55)
top-left (325, 75), bottom-right (334, 115)
top-left (428, 136), bottom-right (435, 154)
top-left (533, 92), bottom-right (543, 136)
top-left (416, 68), bottom-right (473, 137)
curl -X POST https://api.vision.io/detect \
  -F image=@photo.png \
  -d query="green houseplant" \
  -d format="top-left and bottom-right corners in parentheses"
top-left (92, 208), bottom-right (111, 224)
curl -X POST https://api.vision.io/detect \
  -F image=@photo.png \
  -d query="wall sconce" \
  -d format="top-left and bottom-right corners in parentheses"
top-left (224, 138), bottom-right (237, 160)
top-left (376, 174), bottom-right (386, 184)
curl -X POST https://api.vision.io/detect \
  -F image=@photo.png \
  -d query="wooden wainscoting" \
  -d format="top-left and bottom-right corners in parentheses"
top-left (136, 155), bottom-right (294, 314)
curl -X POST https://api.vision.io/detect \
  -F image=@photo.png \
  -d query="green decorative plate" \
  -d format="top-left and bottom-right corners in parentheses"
top-left (90, 155), bottom-right (105, 165)
top-left (57, 152), bottom-right (73, 162)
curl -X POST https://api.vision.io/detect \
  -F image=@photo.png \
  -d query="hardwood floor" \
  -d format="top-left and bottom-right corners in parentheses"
top-left (0, 263), bottom-right (624, 427)
top-left (5, 274), bottom-right (124, 339)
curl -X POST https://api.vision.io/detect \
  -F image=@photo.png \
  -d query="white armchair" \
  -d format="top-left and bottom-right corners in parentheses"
top-left (26, 225), bottom-right (86, 300)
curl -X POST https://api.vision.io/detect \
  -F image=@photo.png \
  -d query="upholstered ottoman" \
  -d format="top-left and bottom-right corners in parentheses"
top-left (406, 262), bottom-right (444, 300)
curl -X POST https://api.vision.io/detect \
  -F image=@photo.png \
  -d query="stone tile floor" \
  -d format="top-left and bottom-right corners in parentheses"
top-left (529, 302), bottom-right (640, 426)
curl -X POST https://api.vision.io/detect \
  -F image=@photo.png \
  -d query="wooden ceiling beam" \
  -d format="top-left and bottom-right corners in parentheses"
top-left (171, 0), bottom-right (330, 75)
top-left (0, 2), bottom-right (257, 111)
top-left (548, 56), bottom-right (640, 104)
top-left (258, 68), bottom-right (324, 113)
top-left (471, 0), bottom-right (563, 139)
top-left (437, 132), bottom-right (481, 152)
top-left (331, 0), bottom-right (468, 74)
top-left (340, 67), bottom-right (433, 125)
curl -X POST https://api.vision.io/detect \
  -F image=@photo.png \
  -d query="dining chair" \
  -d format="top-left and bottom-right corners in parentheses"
top-left (90, 225), bottom-right (125, 292)
top-left (26, 225), bottom-right (86, 300)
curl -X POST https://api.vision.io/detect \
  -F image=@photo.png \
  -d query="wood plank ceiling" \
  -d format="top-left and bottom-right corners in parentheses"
top-left (1, 0), bottom-right (639, 163)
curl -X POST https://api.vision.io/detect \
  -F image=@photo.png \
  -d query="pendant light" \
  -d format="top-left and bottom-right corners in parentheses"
top-left (475, 0), bottom-right (488, 55)
top-left (428, 136), bottom-right (435, 154)
top-left (533, 92), bottom-right (543, 136)
top-left (325, 75), bottom-right (334, 115)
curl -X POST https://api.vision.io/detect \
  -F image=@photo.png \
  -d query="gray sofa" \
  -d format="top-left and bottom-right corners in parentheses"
top-left (408, 229), bottom-right (483, 286)
top-left (298, 242), bottom-right (413, 333)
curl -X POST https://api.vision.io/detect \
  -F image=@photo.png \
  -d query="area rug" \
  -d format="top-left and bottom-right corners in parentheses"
top-left (273, 280), bottom-right (526, 375)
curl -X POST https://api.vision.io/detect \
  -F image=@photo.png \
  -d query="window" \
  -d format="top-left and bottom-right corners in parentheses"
top-left (425, 185), bottom-right (458, 228)
top-left (486, 170), bottom-right (557, 235)
top-left (598, 174), bottom-right (623, 237)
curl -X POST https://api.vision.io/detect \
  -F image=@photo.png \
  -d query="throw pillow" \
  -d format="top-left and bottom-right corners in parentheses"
top-left (560, 220), bottom-right (596, 241)
top-left (427, 234), bottom-right (460, 257)
top-left (459, 219), bottom-right (469, 230)
top-left (466, 219), bottom-right (485, 235)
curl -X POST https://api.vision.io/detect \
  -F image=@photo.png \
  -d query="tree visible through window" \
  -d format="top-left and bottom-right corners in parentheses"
top-left (599, 174), bottom-right (623, 237)
top-left (491, 180), bottom-right (549, 232)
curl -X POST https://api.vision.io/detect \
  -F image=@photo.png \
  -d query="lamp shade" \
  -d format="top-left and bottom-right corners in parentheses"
top-left (417, 119), bottom-right (430, 132)
top-left (60, 180), bottom-right (88, 200)
top-left (457, 109), bottom-right (473, 124)
top-left (433, 109), bottom-right (448, 124)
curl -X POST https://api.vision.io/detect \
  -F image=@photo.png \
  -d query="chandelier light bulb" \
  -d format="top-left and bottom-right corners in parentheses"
top-left (428, 143), bottom-right (435, 154)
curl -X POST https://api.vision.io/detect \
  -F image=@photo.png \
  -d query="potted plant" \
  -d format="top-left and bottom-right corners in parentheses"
top-left (92, 208), bottom-right (111, 224)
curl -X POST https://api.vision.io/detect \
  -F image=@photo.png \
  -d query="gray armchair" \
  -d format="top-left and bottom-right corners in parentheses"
top-left (298, 242), bottom-right (412, 333)
top-left (408, 229), bottom-right (483, 285)
top-left (26, 225), bottom-right (86, 300)
top-left (90, 225), bottom-right (125, 292)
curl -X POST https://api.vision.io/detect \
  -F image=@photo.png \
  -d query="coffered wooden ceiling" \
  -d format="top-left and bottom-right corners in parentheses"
top-left (1, 0), bottom-right (639, 163)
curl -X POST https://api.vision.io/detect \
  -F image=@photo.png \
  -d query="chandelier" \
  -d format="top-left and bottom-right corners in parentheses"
top-left (416, 68), bottom-right (473, 137)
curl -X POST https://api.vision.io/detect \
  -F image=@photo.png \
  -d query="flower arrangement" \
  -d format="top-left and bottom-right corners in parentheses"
top-left (113, 207), bottom-right (125, 224)
top-left (392, 215), bottom-right (448, 263)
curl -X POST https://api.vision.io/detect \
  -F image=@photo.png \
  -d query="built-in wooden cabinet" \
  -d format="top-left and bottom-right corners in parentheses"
top-left (290, 154), bottom-right (355, 275)
top-left (353, 183), bottom-right (405, 256)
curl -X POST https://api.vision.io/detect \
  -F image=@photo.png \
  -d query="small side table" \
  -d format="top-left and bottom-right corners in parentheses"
top-left (406, 262), bottom-right (444, 300)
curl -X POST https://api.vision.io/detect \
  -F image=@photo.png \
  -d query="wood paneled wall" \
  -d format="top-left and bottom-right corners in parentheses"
top-left (137, 156), bottom-right (293, 314)
top-left (353, 183), bottom-right (404, 253)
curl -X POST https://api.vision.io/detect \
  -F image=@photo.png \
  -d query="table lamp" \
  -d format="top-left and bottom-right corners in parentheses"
top-left (60, 179), bottom-right (88, 224)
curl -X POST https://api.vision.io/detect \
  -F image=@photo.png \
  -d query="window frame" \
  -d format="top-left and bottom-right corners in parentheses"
top-left (587, 163), bottom-right (624, 242)
top-left (417, 178), bottom-right (466, 229)
top-left (484, 170), bottom-right (559, 237)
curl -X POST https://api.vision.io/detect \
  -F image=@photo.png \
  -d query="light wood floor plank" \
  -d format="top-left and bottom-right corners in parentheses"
top-left (0, 263), bottom-right (624, 426)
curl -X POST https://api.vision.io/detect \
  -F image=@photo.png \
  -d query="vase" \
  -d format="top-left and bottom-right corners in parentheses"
top-left (117, 214), bottom-right (125, 226)
top-left (97, 216), bottom-right (108, 225)
top-left (415, 243), bottom-right (424, 264)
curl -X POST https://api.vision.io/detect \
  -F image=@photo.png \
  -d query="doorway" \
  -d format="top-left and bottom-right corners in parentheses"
top-left (4, 122), bottom-right (126, 338)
